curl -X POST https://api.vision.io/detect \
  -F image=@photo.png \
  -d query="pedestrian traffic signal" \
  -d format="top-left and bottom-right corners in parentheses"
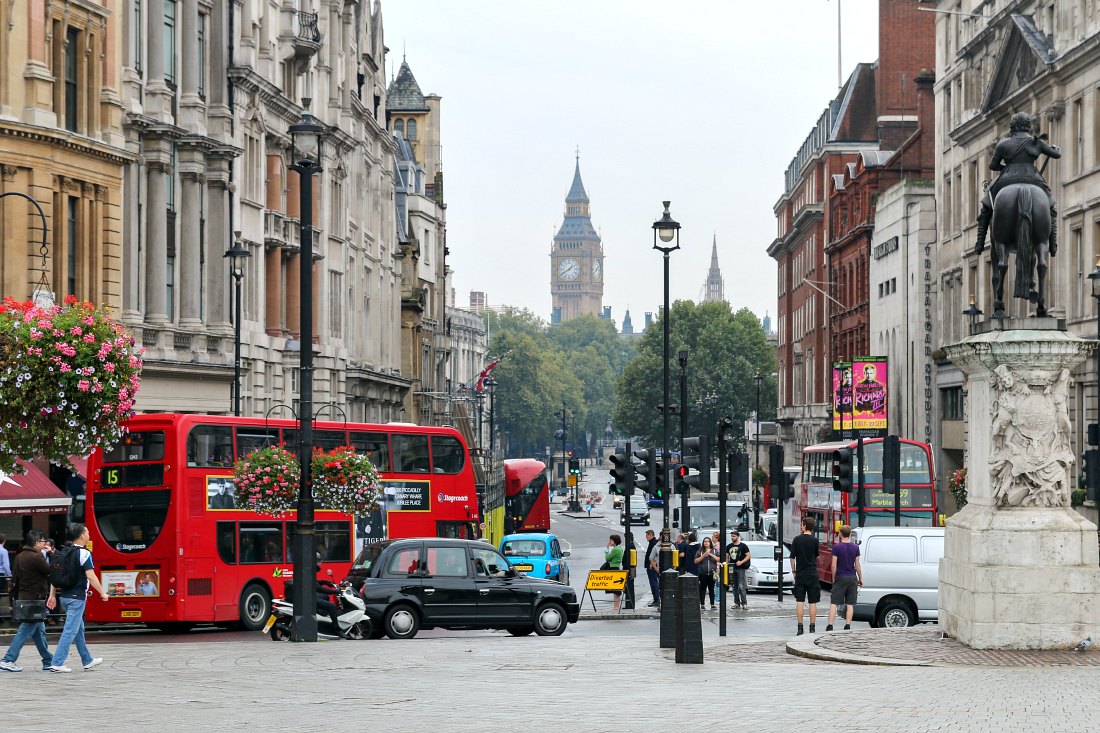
top-left (770, 444), bottom-right (792, 501)
top-left (730, 452), bottom-right (749, 493)
top-left (674, 464), bottom-right (689, 494)
top-left (632, 448), bottom-right (655, 494)
top-left (652, 457), bottom-right (667, 499)
top-left (682, 435), bottom-right (711, 493)
top-left (1086, 449), bottom-right (1100, 502)
top-left (832, 447), bottom-right (854, 493)
top-left (568, 457), bottom-right (581, 475)
top-left (608, 451), bottom-right (634, 496)
top-left (881, 435), bottom-right (900, 495)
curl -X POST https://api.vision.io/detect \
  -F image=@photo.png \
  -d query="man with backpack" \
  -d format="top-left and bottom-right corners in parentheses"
top-left (48, 524), bottom-right (109, 673)
top-left (0, 529), bottom-right (55, 672)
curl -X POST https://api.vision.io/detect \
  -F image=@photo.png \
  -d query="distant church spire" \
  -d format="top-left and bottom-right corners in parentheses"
top-left (703, 233), bottom-right (725, 303)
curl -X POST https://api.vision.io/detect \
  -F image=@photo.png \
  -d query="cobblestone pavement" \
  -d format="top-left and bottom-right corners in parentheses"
top-left (4, 622), bottom-right (1100, 731)
top-left (809, 627), bottom-right (1100, 667)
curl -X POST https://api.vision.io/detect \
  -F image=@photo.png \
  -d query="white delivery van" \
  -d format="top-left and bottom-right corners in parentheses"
top-left (850, 525), bottom-right (944, 628)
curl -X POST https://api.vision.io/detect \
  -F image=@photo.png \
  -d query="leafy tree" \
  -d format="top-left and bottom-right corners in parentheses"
top-left (613, 301), bottom-right (777, 450)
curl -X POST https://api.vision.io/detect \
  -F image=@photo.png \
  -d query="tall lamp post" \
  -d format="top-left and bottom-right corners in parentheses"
top-left (653, 202), bottom-right (680, 577)
top-left (678, 350), bottom-right (689, 531)
top-left (224, 234), bottom-right (251, 416)
top-left (485, 377), bottom-right (498, 461)
top-left (288, 99), bottom-right (325, 642)
top-left (753, 372), bottom-right (763, 531)
top-left (1088, 259), bottom-right (1100, 490)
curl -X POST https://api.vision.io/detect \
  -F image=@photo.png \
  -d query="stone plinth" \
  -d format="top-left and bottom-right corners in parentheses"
top-left (941, 327), bottom-right (1100, 649)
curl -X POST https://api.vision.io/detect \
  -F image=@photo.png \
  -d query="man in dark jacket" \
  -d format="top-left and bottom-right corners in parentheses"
top-left (0, 530), bottom-right (56, 672)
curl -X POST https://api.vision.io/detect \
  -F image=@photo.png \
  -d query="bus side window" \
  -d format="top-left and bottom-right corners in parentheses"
top-left (392, 434), bottom-right (430, 473)
top-left (430, 435), bottom-right (466, 474)
top-left (350, 431), bottom-right (390, 472)
top-left (188, 425), bottom-right (233, 467)
top-left (217, 522), bottom-right (237, 564)
top-left (235, 428), bottom-right (279, 459)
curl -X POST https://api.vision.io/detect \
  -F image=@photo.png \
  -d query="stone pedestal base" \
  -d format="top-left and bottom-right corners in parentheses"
top-left (940, 505), bottom-right (1100, 649)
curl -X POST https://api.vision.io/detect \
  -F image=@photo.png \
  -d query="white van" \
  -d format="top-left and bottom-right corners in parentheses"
top-left (850, 526), bottom-right (944, 628)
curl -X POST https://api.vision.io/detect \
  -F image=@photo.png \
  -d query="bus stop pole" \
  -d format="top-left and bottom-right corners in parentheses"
top-left (717, 424), bottom-right (727, 637)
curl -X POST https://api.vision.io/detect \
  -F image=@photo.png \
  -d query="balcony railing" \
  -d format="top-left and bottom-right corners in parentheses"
top-left (297, 11), bottom-right (321, 43)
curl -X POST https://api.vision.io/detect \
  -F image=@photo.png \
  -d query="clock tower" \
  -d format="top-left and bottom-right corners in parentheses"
top-left (551, 155), bottom-right (604, 324)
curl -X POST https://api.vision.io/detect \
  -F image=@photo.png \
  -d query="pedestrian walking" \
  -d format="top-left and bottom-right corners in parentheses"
top-left (790, 516), bottom-right (821, 635)
top-left (825, 525), bottom-right (862, 631)
top-left (0, 530), bottom-right (55, 673)
top-left (694, 537), bottom-right (720, 609)
top-left (41, 539), bottom-right (58, 626)
top-left (0, 533), bottom-right (10, 598)
top-left (710, 531), bottom-right (722, 604)
top-left (604, 534), bottom-right (624, 612)
top-left (643, 530), bottom-right (661, 607)
top-left (48, 524), bottom-right (109, 673)
top-left (682, 532), bottom-right (700, 576)
top-left (725, 531), bottom-right (751, 609)
top-left (674, 533), bottom-right (688, 573)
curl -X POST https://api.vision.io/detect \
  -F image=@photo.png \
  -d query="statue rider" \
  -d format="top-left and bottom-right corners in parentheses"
top-left (974, 112), bottom-right (1062, 254)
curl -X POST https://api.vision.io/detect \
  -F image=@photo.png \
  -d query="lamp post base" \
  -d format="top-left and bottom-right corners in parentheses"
top-left (567, 499), bottom-right (583, 513)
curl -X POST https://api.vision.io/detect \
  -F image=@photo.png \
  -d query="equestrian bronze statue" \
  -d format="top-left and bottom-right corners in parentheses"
top-left (974, 112), bottom-right (1061, 319)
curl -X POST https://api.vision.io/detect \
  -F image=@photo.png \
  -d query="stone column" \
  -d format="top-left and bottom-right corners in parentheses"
top-left (285, 253), bottom-right (300, 337)
top-left (941, 322), bottom-right (1100, 649)
top-left (205, 164), bottom-right (230, 331)
top-left (144, 163), bottom-right (169, 325)
top-left (265, 248), bottom-right (282, 335)
top-left (178, 170), bottom-right (203, 328)
top-left (146, 0), bottom-right (168, 117)
top-left (179, 0), bottom-right (203, 130)
top-left (121, 161), bottom-right (143, 322)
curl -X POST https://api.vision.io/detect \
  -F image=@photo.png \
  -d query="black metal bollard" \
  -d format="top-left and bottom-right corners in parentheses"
top-left (675, 574), bottom-right (703, 664)
top-left (659, 568), bottom-right (678, 648)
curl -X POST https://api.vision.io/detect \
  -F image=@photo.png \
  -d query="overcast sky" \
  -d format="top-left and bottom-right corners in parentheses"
top-left (382, 0), bottom-right (882, 328)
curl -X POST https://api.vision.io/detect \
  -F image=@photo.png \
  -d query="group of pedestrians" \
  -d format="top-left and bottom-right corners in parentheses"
top-left (0, 524), bottom-right (108, 674)
top-left (637, 529), bottom-right (752, 611)
top-left (789, 517), bottom-right (863, 635)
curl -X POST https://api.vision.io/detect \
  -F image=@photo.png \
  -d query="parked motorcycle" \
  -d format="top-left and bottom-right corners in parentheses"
top-left (263, 580), bottom-right (372, 641)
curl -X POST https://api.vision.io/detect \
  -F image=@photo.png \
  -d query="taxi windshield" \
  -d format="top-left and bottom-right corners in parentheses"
top-left (501, 539), bottom-right (546, 557)
top-left (352, 542), bottom-right (387, 571)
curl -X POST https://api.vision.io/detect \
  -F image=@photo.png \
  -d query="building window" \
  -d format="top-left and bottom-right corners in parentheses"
top-left (329, 271), bottom-right (343, 336)
top-left (407, 119), bottom-right (417, 140)
top-left (197, 12), bottom-right (207, 99)
top-left (164, 0), bottom-right (177, 87)
top-left (131, 0), bottom-right (143, 73)
top-left (66, 197), bottom-right (78, 296)
top-left (64, 27), bottom-right (79, 132)
top-left (942, 387), bottom-right (964, 420)
top-left (394, 119), bottom-right (404, 135)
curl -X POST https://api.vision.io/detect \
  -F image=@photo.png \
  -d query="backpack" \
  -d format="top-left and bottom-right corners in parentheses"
top-left (48, 544), bottom-right (84, 591)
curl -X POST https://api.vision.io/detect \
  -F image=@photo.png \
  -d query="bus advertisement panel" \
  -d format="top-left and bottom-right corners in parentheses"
top-left (84, 414), bottom-right (478, 630)
top-left (833, 356), bottom-right (888, 439)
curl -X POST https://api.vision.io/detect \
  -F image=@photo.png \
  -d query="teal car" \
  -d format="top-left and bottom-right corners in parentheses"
top-left (499, 533), bottom-right (571, 585)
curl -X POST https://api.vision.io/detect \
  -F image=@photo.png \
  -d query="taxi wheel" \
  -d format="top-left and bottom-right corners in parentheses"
top-left (384, 604), bottom-right (420, 640)
top-left (507, 626), bottom-right (535, 637)
top-left (534, 602), bottom-right (567, 636)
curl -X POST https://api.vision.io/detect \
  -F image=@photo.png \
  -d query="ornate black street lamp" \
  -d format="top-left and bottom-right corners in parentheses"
top-left (652, 202), bottom-right (680, 578)
top-left (288, 99), bottom-right (325, 642)
top-left (224, 233), bottom-right (251, 416)
top-left (962, 294), bottom-right (983, 335)
top-left (754, 372), bottom-right (763, 529)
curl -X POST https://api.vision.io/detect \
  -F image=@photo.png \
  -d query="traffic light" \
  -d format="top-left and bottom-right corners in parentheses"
top-left (568, 457), bottom-right (581, 476)
top-left (881, 435), bottom-right (900, 495)
top-left (608, 451), bottom-right (634, 496)
top-left (832, 447), bottom-right (854, 493)
top-left (682, 435), bottom-right (711, 493)
top-left (632, 448), bottom-right (655, 494)
top-left (675, 464), bottom-right (688, 493)
top-left (770, 444), bottom-right (793, 501)
top-left (730, 452), bottom-right (749, 493)
top-left (1086, 449), bottom-right (1100, 502)
top-left (652, 456), bottom-right (667, 500)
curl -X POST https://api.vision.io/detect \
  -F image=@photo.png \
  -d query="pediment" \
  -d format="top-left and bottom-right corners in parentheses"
top-left (983, 15), bottom-right (1054, 112)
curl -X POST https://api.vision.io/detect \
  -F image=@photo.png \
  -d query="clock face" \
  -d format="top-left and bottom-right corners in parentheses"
top-left (592, 259), bottom-right (602, 281)
top-left (558, 258), bottom-right (580, 281)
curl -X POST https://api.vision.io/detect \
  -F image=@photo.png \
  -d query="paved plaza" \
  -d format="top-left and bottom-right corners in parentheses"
top-left (3, 620), bottom-right (1100, 731)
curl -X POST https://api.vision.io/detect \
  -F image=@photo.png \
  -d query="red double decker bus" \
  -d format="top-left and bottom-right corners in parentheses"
top-left (794, 438), bottom-right (938, 583)
top-left (84, 413), bottom-right (478, 630)
top-left (503, 459), bottom-right (550, 534)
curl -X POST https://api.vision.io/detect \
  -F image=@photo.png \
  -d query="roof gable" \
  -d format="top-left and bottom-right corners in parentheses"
top-left (983, 15), bottom-right (1053, 112)
top-left (388, 59), bottom-right (430, 113)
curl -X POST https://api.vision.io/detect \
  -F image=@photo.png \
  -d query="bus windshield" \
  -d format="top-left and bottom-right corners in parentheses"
top-left (93, 490), bottom-right (170, 552)
top-left (689, 506), bottom-right (743, 531)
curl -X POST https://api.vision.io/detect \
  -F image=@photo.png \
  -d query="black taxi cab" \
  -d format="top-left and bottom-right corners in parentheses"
top-left (347, 538), bottom-right (580, 639)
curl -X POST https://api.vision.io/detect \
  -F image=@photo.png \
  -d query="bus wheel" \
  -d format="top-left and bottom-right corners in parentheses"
top-left (876, 601), bottom-right (915, 628)
top-left (383, 604), bottom-right (420, 639)
top-left (534, 602), bottom-right (567, 636)
top-left (239, 584), bottom-right (272, 631)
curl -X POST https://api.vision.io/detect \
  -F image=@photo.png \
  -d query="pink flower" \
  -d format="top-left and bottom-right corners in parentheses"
top-left (59, 363), bottom-right (72, 372)
top-left (77, 380), bottom-right (90, 391)
top-left (83, 333), bottom-right (96, 343)
top-left (69, 327), bottom-right (82, 336)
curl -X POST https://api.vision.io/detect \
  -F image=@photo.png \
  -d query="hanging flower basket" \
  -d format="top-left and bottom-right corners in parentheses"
top-left (311, 445), bottom-right (382, 515)
top-left (234, 444), bottom-right (301, 517)
top-left (0, 295), bottom-right (143, 476)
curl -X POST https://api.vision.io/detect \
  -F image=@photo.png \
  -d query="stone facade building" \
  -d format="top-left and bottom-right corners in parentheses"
top-left (550, 158), bottom-right (603, 324)
top-left (934, 0), bottom-right (1100, 510)
top-left (0, 1), bottom-right (130, 308)
top-left (118, 0), bottom-right (409, 420)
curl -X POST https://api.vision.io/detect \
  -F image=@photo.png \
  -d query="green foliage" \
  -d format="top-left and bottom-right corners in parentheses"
top-left (1071, 488), bottom-right (1087, 507)
top-left (752, 466), bottom-right (768, 489)
top-left (613, 301), bottom-right (777, 448)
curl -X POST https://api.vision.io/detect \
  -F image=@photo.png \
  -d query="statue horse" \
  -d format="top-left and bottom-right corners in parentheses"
top-left (990, 182), bottom-right (1053, 318)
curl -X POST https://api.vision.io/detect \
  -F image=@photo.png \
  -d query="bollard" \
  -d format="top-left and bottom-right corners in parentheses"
top-left (675, 573), bottom-right (703, 664)
top-left (659, 568), bottom-right (678, 648)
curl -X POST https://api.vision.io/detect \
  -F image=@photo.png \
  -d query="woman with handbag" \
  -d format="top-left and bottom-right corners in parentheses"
top-left (0, 529), bottom-right (56, 673)
top-left (694, 536), bottom-right (720, 610)
top-left (604, 534), bottom-right (624, 612)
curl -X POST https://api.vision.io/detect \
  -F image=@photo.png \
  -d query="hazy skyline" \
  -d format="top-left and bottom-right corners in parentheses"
top-left (382, 0), bottom-right (883, 327)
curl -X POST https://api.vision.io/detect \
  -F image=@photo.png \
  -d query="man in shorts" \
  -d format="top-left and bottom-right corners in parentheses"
top-left (789, 516), bottom-right (820, 635)
top-left (826, 524), bottom-right (862, 631)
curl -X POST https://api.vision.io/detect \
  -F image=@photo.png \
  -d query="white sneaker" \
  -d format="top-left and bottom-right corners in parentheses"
top-left (0, 660), bottom-right (23, 672)
top-left (48, 665), bottom-right (72, 673)
top-left (83, 658), bottom-right (104, 670)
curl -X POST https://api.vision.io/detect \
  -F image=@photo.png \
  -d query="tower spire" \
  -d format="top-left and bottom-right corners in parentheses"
top-left (703, 233), bottom-right (725, 303)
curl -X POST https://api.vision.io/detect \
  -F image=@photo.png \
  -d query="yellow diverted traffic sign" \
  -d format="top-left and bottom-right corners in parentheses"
top-left (568, 474), bottom-right (577, 487)
top-left (584, 570), bottom-right (628, 591)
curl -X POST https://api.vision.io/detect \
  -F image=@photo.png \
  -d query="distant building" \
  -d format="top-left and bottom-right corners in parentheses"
top-left (702, 235), bottom-right (725, 303)
top-left (470, 291), bottom-right (487, 312)
top-left (622, 310), bottom-right (635, 335)
top-left (550, 155), bottom-right (603, 323)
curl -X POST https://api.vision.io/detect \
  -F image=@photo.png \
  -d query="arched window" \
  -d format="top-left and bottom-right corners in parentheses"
top-left (407, 119), bottom-right (417, 140)
top-left (394, 119), bottom-right (404, 135)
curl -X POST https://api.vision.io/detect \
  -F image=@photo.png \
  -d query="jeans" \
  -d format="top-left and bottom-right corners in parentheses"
top-left (646, 567), bottom-right (661, 602)
top-left (730, 568), bottom-right (748, 606)
top-left (2, 620), bottom-right (51, 667)
top-left (51, 596), bottom-right (93, 667)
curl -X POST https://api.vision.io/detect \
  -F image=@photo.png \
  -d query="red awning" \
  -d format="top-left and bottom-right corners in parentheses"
top-left (0, 461), bottom-right (72, 516)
